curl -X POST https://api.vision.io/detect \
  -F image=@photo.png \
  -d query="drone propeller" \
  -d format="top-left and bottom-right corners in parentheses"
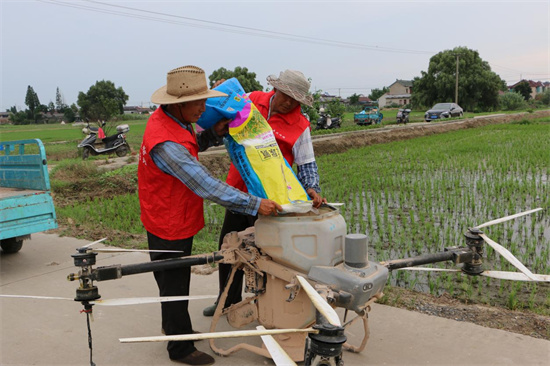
top-left (296, 275), bottom-right (341, 327)
top-left (478, 233), bottom-right (538, 281)
top-left (88, 248), bottom-right (185, 254)
top-left (399, 267), bottom-right (550, 282)
top-left (474, 207), bottom-right (542, 229)
top-left (257, 325), bottom-right (297, 366)
top-left (78, 237), bottom-right (183, 254)
top-left (0, 294), bottom-right (217, 306)
top-left (81, 237), bottom-right (108, 248)
top-left (120, 327), bottom-right (316, 343)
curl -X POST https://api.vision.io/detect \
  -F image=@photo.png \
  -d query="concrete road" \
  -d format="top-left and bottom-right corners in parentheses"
top-left (1, 233), bottom-right (548, 366)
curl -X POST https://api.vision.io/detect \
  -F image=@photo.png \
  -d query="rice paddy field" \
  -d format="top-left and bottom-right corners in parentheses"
top-left (318, 120), bottom-right (550, 313)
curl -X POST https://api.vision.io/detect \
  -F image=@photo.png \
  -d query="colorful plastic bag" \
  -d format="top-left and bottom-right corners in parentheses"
top-left (197, 79), bottom-right (311, 211)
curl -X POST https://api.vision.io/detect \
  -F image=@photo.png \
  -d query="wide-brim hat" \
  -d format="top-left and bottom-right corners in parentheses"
top-left (266, 69), bottom-right (313, 107)
top-left (151, 65), bottom-right (227, 105)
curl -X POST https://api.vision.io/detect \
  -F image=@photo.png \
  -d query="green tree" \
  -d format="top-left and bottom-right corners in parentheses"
top-left (55, 87), bottom-right (66, 111)
top-left (326, 99), bottom-right (345, 118)
top-left (24, 85), bottom-right (41, 123)
top-left (8, 106), bottom-right (28, 125)
top-left (63, 106), bottom-right (76, 122)
top-left (412, 46), bottom-right (506, 112)
top-left (77, 80), bottom-right (128, 122)
top-left (301, 90), bottom-right (322, 125)
top-left (348, 93), bottom-right (360, 105)
top-left (368, 87), bottom-right (389, 102)
top-left (208, 66), bottom-right (263, 92)
top-left (538, 89), bottom-right (550, 105)
top-left (513, 81), bottom-right (532, 101)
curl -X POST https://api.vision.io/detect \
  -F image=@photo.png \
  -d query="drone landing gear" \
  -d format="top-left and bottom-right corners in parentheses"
top-left (71, 249), bottom-right (101, 366)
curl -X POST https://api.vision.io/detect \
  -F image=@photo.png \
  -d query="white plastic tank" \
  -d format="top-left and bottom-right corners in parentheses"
top-left (254, 206), bottom-right (346, 272)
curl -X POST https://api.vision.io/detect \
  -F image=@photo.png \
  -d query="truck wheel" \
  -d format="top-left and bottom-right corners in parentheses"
top-left (1, 238), bottom-right (24, 253)
top-left (116, 145), bottom-right (129, 157)
top-left (82, 147), bottom-right (90, 160)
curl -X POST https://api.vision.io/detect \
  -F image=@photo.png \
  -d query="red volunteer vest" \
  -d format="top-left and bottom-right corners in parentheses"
top-left (226, 90), bottom-right (310, 191)
top-left (138, 108), bottom-right (204, 240)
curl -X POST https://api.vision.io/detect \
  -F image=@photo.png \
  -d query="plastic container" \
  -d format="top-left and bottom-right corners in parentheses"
top-left (254, 206), bottom-right (346, 273)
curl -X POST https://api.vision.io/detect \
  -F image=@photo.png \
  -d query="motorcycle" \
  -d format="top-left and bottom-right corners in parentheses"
top-left (396, 108), bottom-right (411, 124)
top-left (316, 109), bottom-right (341, 130)
top-left (78, 121), bottom-right (130, 160)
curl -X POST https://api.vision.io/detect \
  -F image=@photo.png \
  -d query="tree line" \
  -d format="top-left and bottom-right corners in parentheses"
top-left (7, 47), bottom-right (549, 125)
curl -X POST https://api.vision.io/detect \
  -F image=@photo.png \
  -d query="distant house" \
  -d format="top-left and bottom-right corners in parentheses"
top-left (319, 92), bottom-right (342, 104)
top-left (378, 79), bottom-right (413, 108)
top-left (507, 80), bottom-right (548, 99)
top-left (0, 111), bottom-right (9, 124)
top-left (123, 106), bottom-right (153, 115)
top-left (358, 96), bottom-right (375, 106)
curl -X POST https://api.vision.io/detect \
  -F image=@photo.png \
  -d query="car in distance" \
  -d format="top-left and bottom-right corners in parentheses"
top-left (424, 103), bottom-right (463, 122)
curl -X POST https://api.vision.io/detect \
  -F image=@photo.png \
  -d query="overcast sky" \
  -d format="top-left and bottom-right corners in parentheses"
top-left (1, 0), bottom-right (548, 111)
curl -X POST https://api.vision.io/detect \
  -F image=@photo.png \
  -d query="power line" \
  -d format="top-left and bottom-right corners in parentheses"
top-left (38, 0), bottom-right (435, 55)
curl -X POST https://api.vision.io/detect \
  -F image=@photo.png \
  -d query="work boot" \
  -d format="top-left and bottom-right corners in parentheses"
top-left (202, 302), bottom-right (217, 317)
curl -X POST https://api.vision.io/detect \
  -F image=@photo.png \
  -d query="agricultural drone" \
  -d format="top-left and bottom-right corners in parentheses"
top-left (1, 205), bottom-right (548, 366)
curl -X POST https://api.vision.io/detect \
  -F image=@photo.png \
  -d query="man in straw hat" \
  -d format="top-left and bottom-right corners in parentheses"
top-left (203, 69), bottom-right (327, 317)
top-left (138, 65), bottom-right (282, 365)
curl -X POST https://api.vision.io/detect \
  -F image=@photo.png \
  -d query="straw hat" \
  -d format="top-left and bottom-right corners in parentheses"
top-left (151, 65), bottom-right (227, 105)
top-left (266, 70), bottom-right (313, 107)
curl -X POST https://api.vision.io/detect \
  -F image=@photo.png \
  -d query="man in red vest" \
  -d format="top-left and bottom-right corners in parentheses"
top-left (139, 65), bottom-right (282, 366)
top-left (203, 70), bottom-right (327, 317)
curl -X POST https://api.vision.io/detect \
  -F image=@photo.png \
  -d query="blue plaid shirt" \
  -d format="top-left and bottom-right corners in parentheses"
top-left (150, 109), bottom-right (261, 216)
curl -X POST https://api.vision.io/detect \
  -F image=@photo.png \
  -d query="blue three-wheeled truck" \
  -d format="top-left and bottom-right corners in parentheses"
top-left (0, 139), bottom-right (57, 253)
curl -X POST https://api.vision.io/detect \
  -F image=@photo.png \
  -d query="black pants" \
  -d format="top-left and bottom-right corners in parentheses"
top-left (217, 210), bottom-right (257, 307)
top-left (147, 231), bottom-right (195, 360)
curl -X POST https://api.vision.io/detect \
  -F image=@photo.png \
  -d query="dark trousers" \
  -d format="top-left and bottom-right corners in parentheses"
top-left (147, 231), bottom-right (195, 360)
top-left (217, 210), bottom-right (257, 307)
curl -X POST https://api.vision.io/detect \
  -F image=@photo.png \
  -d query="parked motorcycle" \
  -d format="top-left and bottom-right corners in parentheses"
top-left (78, 121), bottom-right (130, 160)
top-left (396, 108), bottom-right (411, 124)
top-left (316, 108), bottom-right (342, 130)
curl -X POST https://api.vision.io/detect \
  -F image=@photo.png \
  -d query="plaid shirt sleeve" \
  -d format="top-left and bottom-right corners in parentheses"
top-left (150, 141), bottom-right (261, 216)
top-left (293, 128), bottom-right (321, 193)
top-left (297, 161), bottom-right (321, 193)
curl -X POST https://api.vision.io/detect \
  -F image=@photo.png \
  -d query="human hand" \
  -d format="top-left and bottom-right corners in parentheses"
top-left (213, 118), bottom-right (231, 136)
top-left (307, 189), bottom-right (327, 208)
top-left (258, 199), bottom-right (283, 216)
top-left (212, 79), bottom-right (226, 88)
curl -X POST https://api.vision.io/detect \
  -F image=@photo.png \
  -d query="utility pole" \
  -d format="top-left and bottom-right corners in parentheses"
top-left (455, 53), bottom-right (459, 105)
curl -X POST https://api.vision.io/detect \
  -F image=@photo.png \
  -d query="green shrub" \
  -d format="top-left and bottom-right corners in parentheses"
top-left (499, 92), bottom-right (526, 110)
top-left (537, 90), bottom-right (550, 105)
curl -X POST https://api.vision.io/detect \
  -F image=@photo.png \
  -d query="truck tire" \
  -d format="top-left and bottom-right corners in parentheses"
top-left (1, 238), bottom-right (24, 253)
